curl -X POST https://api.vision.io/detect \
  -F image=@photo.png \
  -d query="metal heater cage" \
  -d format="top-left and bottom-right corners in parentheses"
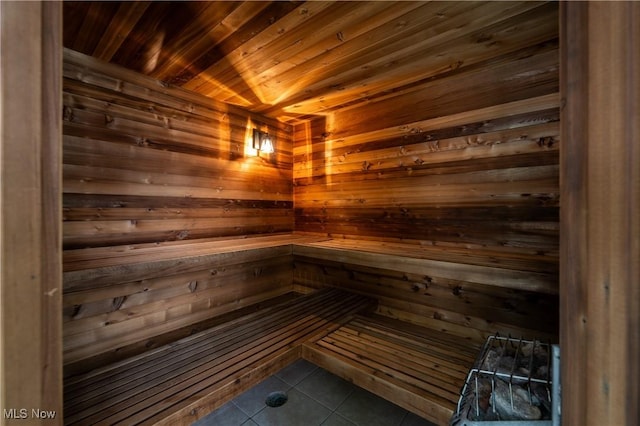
top-left (450, 335), bottom-right (560, 426)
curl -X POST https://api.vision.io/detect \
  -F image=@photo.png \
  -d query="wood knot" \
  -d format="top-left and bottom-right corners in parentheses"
top-left (538, 136), bottom-right (555, 148)
top-left (71, 304), bottom-right (82, 319)
top-left (476, 33), bottom-right (493, 43)
top-left (111, 296), bottom-right (126, 312)
top-left (63, 106), bottom-right (74, 121)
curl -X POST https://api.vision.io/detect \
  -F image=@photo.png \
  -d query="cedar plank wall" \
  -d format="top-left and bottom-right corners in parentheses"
top-left (293, 12), bottom-right (560, 343)
top-left (62, 49), bottom-right (294, 370)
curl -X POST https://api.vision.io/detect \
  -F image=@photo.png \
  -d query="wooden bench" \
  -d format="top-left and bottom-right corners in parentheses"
top-left (63, 233), bottom-right (326, 279)
top-left (62, 233), bottom-right (329, 371)
top-left (63, 287), bottom-right (375, 426)
top-left (293, 238), bottom-right (558, 295)
top-left (64, 235), bottom-right (554, 426)
top-left (293, 237), bottom-right (559, 343)
top-left (291, 237), bottom-right (557, 425)
top-left (302, 313), bottom-right (481, 425)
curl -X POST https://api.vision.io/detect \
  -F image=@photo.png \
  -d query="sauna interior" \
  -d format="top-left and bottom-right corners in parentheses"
top-left (1, 1), bottom-right (639, 426)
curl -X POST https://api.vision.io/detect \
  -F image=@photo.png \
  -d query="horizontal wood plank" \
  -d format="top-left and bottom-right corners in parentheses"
top-left (64, 233), bottom-right (323, 272)
top-left (294, 241), bottom-right (557, 295)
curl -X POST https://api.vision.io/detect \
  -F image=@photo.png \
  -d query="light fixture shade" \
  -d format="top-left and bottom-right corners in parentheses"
top-left (253, 129), bottom-right (275, 154)
top-left (260, 136), bottom-right (274, 154)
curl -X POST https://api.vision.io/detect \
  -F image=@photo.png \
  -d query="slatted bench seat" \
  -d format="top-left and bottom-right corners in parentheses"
top-left (293, 237), bottom-right (556, 425)
top-left (64, 234), bottom-right (550, 426)
top-left (302, 313), bottom-right (481, 426)
top-left (63, 287), bottom-right (375, 426)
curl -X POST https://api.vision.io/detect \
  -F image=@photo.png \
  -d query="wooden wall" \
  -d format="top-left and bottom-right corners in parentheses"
top-left (63, 49), bottom-right (293, 249)
top-left (62, 49), bottom-right (295, 370)
top-left (293, 34), bottom-right (560, 342)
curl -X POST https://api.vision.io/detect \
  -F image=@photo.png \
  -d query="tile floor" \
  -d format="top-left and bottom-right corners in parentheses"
top-left (192, 359), bottom-right (438, 426)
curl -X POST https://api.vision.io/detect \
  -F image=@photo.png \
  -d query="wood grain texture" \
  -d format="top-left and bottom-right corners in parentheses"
top-left (293, 241), bottom-right (558, 343)
top-left (293, 36), bottom-right (560, 344)
top-left (6, 5), bottom-right (639, 425)
top-left (560, 3), bottom-right (640, 425)
top-left (302, 313), bottom-right (480, 425)
top-left (62, 235), bottom-right (325, 365)
top-left (63, 288), bottom-right (375, 426)
top-left (0, 1), bottom-right (63, 422)
top-left (61, 49), bottom-right (298, 366)
top-left (62, 1), bottom-right (559, 123)
top-left (63, 293), bottom-right (298, 378)
top-left (63, 48), bottom-right (293, 249)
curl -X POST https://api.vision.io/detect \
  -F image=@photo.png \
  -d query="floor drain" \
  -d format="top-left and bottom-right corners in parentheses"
top-left (265, 391), bottom-right (288, 408)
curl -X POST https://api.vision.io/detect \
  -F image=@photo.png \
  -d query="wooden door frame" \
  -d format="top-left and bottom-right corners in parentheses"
top-left (560, 2), bottom-right (639, 425)
top-left (0, 2), bottom-right (63, 424)
top-left (0, 2), bottom-right (638, 426)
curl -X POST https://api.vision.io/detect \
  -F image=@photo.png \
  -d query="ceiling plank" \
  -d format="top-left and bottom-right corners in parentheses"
top-left (280, 2), bottom-right (559, 116)
top-left (193, 1), bottom-right (424, 108)
top-left (62, 1), bottom-right (560, 123)
top-left (181, 2), bottom-right (335, 101)
top-left (252, 1), bottom-right (488, 111)
top-left (71, 2), bottom-right (120, 54)
top-left (215, 1), bottom-right (396, 105)
top-left (93, 2), bottom-right (151, 62)
top-left (109, 2), bottom-right (173, 72)
top-left (149, 1), bottom-right (264, 83)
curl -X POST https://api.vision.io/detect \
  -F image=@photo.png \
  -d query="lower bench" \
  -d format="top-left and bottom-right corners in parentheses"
top-left (302, 313), bottom-right (481, 426)
top-left (63, 288), bottom-right (375, 426)
top-left (64, 288), bottom-right (482, 426)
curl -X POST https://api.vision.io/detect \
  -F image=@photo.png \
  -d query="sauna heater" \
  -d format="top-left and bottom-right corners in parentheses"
top-left (450, 335), bottom-right (561, 426)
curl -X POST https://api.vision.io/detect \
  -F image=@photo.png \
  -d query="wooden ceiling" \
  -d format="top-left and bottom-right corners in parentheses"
top-left (63, 1), bottom-right (558, 123)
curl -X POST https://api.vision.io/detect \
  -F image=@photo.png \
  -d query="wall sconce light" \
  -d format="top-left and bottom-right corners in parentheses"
top-left (253, 129), bottom-right (275, 155)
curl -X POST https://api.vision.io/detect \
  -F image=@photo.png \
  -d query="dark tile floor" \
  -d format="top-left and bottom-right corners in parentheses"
top-left (192, 359), bottom-right (437, 426)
